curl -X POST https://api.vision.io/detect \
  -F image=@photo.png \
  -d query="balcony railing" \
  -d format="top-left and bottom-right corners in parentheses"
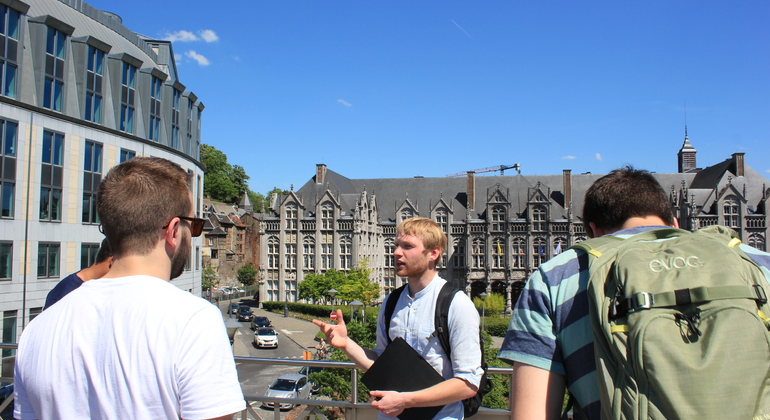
top-left (0, 343), bottom-right (513, 420)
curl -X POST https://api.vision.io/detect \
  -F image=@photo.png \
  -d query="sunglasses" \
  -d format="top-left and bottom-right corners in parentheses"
top-left (165, 216), bottom-right (205, 237)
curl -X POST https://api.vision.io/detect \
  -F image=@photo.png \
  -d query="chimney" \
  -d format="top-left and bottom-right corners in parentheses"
top-left (467, 171), bottom-right (476, 211)
top-left (563, 169), bottom-right (572, 210)
top-left (316, 164), bottom-right (327, 184)
top-left (732, 153), bottom-right (745, 177)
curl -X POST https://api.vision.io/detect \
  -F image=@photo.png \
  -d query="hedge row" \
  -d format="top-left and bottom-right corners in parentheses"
top-left (262, 301), bottom-right (511, 337)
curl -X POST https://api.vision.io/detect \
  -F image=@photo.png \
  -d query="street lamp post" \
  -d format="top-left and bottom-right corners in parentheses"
top-left (228, 281), bottom-right (235, 318)
top-left (350, 300), bottom-right (364, 322)
top-left (479, 292), bottom-right (487, 333)
top-left (328, 289), bottom-right (338, 323)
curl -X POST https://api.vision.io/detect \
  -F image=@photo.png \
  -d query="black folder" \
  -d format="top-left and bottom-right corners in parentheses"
top-left (362, 337), bottom-right (445, 420)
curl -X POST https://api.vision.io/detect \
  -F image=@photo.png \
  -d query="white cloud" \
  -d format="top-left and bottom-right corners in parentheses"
top-left (595, 153), bottom-right (603, 161)
top-left (174, 54), bottom-right (183, 62)
top-left (185, 50), bottom-right (210, 66)
top-left (337, 99), bottom-right (352, 107)
top-left (232, 56), bottom-right (241, 61)
top-left (766, 169), bottom-right (770, 173)
top-left (561, 155), bottom-right (576, 160)
top-left (164, 30), bottom-right (198, 42)
top-left (199, 29), bottom-right (219, 43)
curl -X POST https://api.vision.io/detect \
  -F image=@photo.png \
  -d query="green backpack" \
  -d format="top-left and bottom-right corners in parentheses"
top-left (570, 225), bottom-right (770, 419)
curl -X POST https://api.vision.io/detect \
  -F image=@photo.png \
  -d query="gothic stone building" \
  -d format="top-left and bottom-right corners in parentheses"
top-left (257, 139), bottom-right (768, 312)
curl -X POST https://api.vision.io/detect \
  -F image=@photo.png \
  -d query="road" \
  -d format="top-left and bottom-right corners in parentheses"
top-left (216, 297), bottom-right (323, 419)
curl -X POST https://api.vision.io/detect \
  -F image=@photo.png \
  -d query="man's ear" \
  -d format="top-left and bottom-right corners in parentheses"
top-left (163, 217), bottom-right (182, 247)
top-left (427, 246), bottom-right (441, 262)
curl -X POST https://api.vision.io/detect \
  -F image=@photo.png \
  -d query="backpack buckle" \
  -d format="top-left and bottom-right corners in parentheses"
top-left (753, 284), bottom-right (768, 305)
top-left (627, 292), bottom-right (654, 313)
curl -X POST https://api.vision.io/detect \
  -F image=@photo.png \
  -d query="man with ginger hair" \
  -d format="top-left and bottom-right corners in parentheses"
top-left (313, 217), bottom-right (483, 419)
top-left (15, 157), bottom-right (245, 420)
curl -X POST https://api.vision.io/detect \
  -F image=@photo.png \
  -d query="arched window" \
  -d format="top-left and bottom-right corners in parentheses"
top-left (303, 237), bottom-right (315, 270)
top-left (452, 239), bottom-right (465, 268)
top-left (533, 237), bottom-right (546, 268)
top-left (321, 202), bottom-right (334, 229)
top-left (723, 196), bottom-right (740, 227)
top-left (492, 237), bottom-right (505, 269)
top-left (339, 236), bottom-right (352, 270)
top-left (511, 237), bottom-right (525, 268)
top-left (491, 206), bottom-right (506, 232)
top-left (472, 238), bottom-right (485, 268)
top-left (533, 205), bottom-right (547, 231)
top-left (401, 208), bottom-right (414, 222)
top-left (553, 237), bottom-right (567, 255)
top-left (435, 208), bottom-right (448, 233)
top-left (285, 203), bottom-right (297, 230)
top-left (748, 234), bottom-right (766, 252)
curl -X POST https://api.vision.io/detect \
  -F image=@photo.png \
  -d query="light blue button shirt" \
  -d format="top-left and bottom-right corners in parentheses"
top-left (374, 275), bottom-right (483, 420)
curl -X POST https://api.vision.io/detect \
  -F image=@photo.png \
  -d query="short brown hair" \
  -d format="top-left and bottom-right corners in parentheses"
top-left (397, 217), bottom-right (446, 255)
top-left (582, 166), bottom-right (673, 235)
top-left (97, 157), bottom-right (192, 256)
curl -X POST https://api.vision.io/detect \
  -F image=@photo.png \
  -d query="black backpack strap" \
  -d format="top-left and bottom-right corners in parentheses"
top-left (434, 282), bottom-right (461, 358)
top-left (383, 284), bottom-right (407, 345)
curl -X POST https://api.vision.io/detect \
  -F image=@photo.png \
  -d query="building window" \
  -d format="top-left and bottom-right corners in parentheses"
top-left (303, 237), bottom-right (315, 270)
top-left (385, 238), bottom-right (395, 269)
top-left (186, 100), bottom-right (194, 154)
top-left (512, 237), bottom-right (525, 268)
top-left (40, 131), bottom-right (64, 221)
top-left (285, 280), bottom-right (296, 302)
top-left (492, 237), bottom-right (505, 269)
top-left (748, 234), bottom-right (766, 252)
top-left (2, 310), bottom-right (16, 356)
top-left (29, 307), bottom-right (42, 323)
top-left (491, 206), bottom-right (506, 232)
top-left (532, 205), bottom-right (547, 231)
top-left (37, 243), bottom-right (60, 278)
top-left (400, 208), bottom-right (414, 221)
top-left (120, 63), bottom-right (136, 133)
top-left (321, 203), bottom-right (333, 229)
top-left (533, 237), bottom-right (546, 268)
top-left (452, 239), bottom-right (465, 268)
top-left (0, 119), bottom-right (17, 218)
top-left (149, 76), bottom-right (162, 141)
top-left (286, 203), bottom-right (297, 230)
top-left (285, 243), bottom-right (296, 269)
top-left (81, 243), bottom-right (99, 269)
top-left (85, 46), bottom-right (104, 123)
top-left (321, 231), bottom-right (333, 270)
top-left (554, 237), bottom-right (567, 255)
top-left (170, 89), bottom-right (181, 149)
top-left (44, 27), bottom-right (66, 111)
top-left (471, 238), bottom-right (485, 269)
top-left (435, 209), bottom-right (448, 233)
top-left (0, 6), bottom-right (20, 98)
top-left (723, 196), bottom-right (740, 228)
top-left (0, 241), bottom-right (11, 279)
top-left (340, 237), bottom-right (351, 270)
top-left (267, 236), bottom-right (279, 269)
top-left (83, 140), bottom-right (102, 224)
top-left (120, 148), bottom-right (135, 163)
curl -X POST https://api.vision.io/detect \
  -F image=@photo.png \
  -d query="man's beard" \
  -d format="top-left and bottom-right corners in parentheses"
top-left (170, 230), bottom-right (190, 280)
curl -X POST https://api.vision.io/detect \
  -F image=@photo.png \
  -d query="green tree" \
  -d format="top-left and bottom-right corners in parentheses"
top-left (297, 269), bottom-right (347, 304)
top-left (201, 265), bottom-right (217, 292)
top-left (337, 260), bottom-right (379, 307)
top-left (236, 263), bottom-right (258, 286)
top-left (200, 144), bottom-right (252, 204)
top-left (473, 293), bottom-right (506, 317)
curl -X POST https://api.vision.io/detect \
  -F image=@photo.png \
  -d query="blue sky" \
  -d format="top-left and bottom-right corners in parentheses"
top-left (98, 0), bottom-right (769, 194)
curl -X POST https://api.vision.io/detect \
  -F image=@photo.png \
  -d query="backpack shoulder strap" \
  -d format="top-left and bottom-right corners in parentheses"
top-left (434, 282), bottom-right (461, 358)
top-left (383, 284), bottom-right (407, 345)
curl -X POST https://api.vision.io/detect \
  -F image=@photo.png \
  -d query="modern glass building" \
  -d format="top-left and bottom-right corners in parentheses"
top-left (0, 0), bottom-right (206, 360)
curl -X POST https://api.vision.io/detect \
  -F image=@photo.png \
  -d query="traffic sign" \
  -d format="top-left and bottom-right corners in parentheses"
top-left (330, 312), bottom-right (338, 320)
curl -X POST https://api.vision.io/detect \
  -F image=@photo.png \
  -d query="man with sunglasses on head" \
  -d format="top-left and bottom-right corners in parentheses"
top-left (14, 157), bottom-right (245, 420)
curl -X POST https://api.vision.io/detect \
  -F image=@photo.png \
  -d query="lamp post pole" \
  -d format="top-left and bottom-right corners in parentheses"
top-left (228, 281), bottom-right (235, 318)
top-left (328, 289), bottom-right (338, 323)
top-left (479, 292), bottom-right (487, 333)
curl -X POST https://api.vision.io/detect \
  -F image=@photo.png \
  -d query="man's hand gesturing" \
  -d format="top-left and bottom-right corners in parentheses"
top-left (311, 309), bottom-right (348, 350)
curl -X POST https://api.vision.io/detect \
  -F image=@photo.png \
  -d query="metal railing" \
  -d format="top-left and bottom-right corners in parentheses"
top-left (1, 343), bottom-right (513, 420)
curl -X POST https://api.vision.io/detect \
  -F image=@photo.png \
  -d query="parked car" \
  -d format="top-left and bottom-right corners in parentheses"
top-left (254, 327), bottom-right (278, 348)
top-left (251, 316), bottom-right (271, 330)
top-left (229, 303), bottom-right (239, 314)
top-left (237, 305), bottom-right (254, 322)
top-left (297, 366), bottom-right (323, 394)
top-left (262, 374), bottom-right (311, 410)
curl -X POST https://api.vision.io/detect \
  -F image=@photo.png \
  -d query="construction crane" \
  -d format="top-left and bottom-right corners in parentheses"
top-left (446, 163), bottom-right (521, 177)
